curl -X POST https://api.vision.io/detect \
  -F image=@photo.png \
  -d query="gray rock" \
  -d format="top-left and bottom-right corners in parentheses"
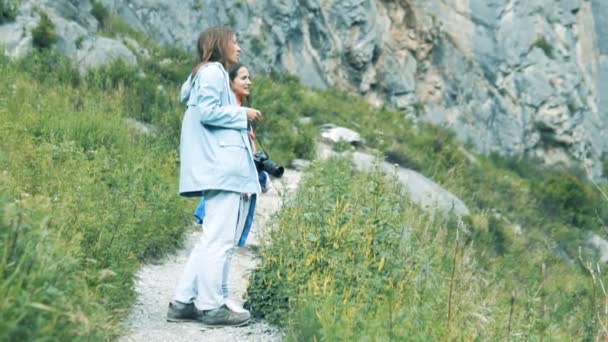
top-left (588, 234), bottom-right (608, 263)
top-left (297, 117), bottom-right (313, 125)
top-left (125, 118), bottom-right (157, 136)
top-left (351, 151), bottom-right (469, 217)
top-left (592, 0), bottom-right (608, 54)
top-left (319, 124), bottom-right (362, 146)
top-left (317, 142), bottom-right (469, 218)
top-left (0, 0), bottom-right (137, 73)
top-left (290, 158), bottom-right (311, 171)
top-left (73, 36), bottom-right (136, 73)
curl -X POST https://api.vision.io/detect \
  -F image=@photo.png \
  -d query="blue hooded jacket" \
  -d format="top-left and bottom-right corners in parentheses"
top-left (178, 62), bottom-right (260, 197)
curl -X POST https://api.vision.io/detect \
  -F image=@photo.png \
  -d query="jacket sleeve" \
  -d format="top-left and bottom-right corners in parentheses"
top-left (194, 65), bottom-right (248, 130)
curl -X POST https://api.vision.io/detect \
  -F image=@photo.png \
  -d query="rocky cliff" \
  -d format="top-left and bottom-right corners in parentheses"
top-left (2, 0), bottom-right (606, 178)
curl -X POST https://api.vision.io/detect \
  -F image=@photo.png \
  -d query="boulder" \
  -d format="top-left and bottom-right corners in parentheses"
top-left (319, 124), bottom-right (363, 147)
top-left (588, 234), bottom-right (608, 263)
top-left (317, 142), bottom-right (469, 218)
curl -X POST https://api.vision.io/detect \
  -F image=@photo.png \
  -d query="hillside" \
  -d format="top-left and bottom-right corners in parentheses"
top-left (1, 3), bottom-right (608, 340)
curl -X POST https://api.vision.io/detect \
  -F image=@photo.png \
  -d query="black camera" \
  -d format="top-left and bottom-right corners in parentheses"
top-left (253, 151), bottom-right (284, 178)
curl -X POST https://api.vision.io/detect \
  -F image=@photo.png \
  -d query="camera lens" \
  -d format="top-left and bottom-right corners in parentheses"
top-left (263, 160), bottom-right (284, 178)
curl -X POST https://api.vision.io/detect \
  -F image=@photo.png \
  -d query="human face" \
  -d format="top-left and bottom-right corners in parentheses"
top-left (225, 35), bottom-right (240, 66)
top-left (231, 67), bottom-right (252, 99)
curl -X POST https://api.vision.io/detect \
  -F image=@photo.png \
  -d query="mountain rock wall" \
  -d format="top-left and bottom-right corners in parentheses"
top-left (2, 0), bottom-right (606, 178)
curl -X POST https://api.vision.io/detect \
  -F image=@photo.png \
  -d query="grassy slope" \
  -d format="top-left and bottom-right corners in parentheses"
top-left (247, 157), bottom-right (604, 339)
top-left (248, 66), bottom-right (608, 340)
top-left (0, 51), bottom-right (191, 340)
top-left (1, 11), bottom-right (607, 338)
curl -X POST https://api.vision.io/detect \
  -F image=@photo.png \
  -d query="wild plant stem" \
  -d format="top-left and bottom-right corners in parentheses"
top-left (388, 291), bottom-right (394, 342)
top-left (585, 165), bottom-right (608, 202)
top-left (446, 225), bottom-right (459, 340)
top-left (604, 290), bottom-right (608, 342)
top-left (507, 292), bottom-right (515, 339)
top-left (540, 263), bottom-right (546, 342)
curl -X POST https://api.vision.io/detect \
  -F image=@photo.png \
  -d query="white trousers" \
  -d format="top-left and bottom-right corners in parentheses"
top-left (174, 190), bottom-right (251, 310)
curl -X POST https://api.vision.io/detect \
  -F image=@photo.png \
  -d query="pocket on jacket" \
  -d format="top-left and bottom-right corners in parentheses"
top-left (212, 127), bottom-right (246, 148)
top-left (217, 144), bottom-right (249, 178)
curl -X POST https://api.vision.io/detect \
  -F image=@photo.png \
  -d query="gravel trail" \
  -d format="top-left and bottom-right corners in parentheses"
top-left (119, 169), bottom-right (301, 342)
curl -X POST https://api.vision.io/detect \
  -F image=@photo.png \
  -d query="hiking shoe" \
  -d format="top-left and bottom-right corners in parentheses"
top-left (200, 305), bottom-right (251, 327)
top-left (166, 301), bottom-right (202, 322)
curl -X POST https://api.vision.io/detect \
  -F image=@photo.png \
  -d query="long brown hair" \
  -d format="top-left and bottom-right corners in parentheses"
top-left (191, 26), bottom-right (235, 77)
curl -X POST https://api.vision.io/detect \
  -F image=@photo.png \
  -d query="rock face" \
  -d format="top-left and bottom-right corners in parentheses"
top-left (0, 0), bottom-right (136, 72)
top-left (93, 0), bottom-right (607, 178)
top-left (2, 0), bottom-right (607, 178)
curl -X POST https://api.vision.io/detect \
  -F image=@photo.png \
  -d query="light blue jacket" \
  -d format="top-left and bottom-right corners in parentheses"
top-left (178, 62), bottom-right (260, 197)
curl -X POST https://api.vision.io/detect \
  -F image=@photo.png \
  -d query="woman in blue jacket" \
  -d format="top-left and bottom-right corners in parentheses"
top-left (193, 63), bottom-right (271, 241)
top-left (167, 26), bottom-right (261, 327)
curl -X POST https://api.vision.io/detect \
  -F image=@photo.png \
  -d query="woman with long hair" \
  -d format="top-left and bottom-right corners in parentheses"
top-left (167, 26), bottom-right (261, 327)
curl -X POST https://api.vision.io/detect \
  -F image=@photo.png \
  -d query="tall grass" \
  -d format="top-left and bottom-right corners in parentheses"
top-left (0, 52), bottom-right (190, 340)
top-left (247, 157), bottom-right (606, 339)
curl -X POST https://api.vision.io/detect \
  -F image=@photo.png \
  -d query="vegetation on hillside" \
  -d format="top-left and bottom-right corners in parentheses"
top-left (247, 158), bottom-right (606, 339)
top-left (246, 73), bottom-right (608, 338)
top-left (0, 50), bottom-right (191, 340)
top-left (1, 7), bottom-right (607, 339)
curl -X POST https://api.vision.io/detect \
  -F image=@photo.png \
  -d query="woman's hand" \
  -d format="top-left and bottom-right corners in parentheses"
top-left (244, 107), bottom-right (262, 122)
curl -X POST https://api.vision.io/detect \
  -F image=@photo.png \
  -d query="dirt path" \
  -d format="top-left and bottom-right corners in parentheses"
top-left (119, 169), bottom-right (302, 342)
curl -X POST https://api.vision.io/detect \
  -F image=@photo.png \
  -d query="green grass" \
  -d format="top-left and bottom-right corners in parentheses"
top-left (0, 51), bottom-right (191, 340)
top-left (247, 158), bottom-right (606, 339)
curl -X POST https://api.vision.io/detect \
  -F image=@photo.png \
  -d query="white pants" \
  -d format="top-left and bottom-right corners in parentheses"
top-left (174, 190), bottom-right (251, 310)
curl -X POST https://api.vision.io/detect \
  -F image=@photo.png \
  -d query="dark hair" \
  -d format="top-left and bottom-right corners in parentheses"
top-left (228, 63), bottom-right (252, 106)
top-left (228, 63), bottom-right (244, 81)
top-left (191, 26), bottom-right (235, 77)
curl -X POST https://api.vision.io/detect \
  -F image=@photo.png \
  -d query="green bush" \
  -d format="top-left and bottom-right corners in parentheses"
top-left (251, 66), bottom-right (608, 264)
top-left (32, 11), bottom-right (57, 49)
top-left (532, 36), bottom-right (554, 59)
top-left (84, 58), bottom-right (184, 145)
top-left (91, 0), bottom-right (110, 30)
top-left (250, 36), bottom-right (263, 56)
top-left (247, 75), bottom-right (317, 165)
top-left (0, 0), bottom-right (18, 23)
top-left (16, 49), bottom-right (80, 87)
top-left (534, 172), bottom-right (599, 229)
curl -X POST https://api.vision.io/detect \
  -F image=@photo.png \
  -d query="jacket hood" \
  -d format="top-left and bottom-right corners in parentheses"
top-left (180, 74), bottom-right (193, 104)
top-left (180, 63), bottom-right (226, 104)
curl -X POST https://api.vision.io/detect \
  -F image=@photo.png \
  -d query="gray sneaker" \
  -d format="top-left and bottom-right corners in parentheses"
top-left (166, 301), bottom-right (202, 322)
top-left (200, 305), bottom-right (251, 327)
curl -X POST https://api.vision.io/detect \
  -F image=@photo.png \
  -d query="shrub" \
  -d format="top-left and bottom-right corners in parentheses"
top-left (16, 49), bottom-right (80, 87)
top-left (31, 11), bottom-right (57, 49)
top-left (84, 58), bottom-right (183, 142)
top-left (534, 172), bottom-right (599, 229)
top-left (532, 37), bottom-right (554, 59)
top-left (91, 0), bottom-right (110, 30)
top-left (0, 0), bottom-right (18, 24)
top-left (250, 36), bottom-right (263, 55)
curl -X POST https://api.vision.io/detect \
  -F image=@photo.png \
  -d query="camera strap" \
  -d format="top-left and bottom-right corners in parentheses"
top-left (250, 123), bottom-right (268, 153)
